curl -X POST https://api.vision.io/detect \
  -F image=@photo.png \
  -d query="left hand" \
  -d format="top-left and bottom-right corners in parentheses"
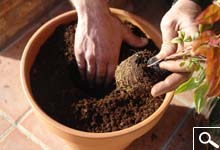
top-left (151, 0), bottom-right (201, 97)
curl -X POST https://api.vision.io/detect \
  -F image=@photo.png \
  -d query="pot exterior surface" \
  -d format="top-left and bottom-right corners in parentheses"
top-left (20, 9), bottom-right (173, 150)
top-left (35, 105), bottom-right (166, 150)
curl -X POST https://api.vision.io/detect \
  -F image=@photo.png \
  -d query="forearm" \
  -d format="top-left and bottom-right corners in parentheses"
top-left (70, 0), bottom-right (110, 17)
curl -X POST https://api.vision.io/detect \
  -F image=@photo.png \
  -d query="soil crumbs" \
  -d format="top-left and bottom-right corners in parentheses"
top-left (30, 22), bottom-right (170, 132)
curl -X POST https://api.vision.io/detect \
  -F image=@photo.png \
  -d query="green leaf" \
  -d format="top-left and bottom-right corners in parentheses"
top-left (194, 82), bottom-right (209, 113)
top-left (199, 24), bottom-right (204, 33)
top-left (175, 68), bottom-right (205, 94)
top-left (184, 36), bottom-right (193, 42)
top-left (171, 37), bottom-right (183, 44)
top-left (199, 24), bottom-right (213, 33)
top-left (175, 77), bottom-right (200, 94)
top-left (192, 58), bottom-right (202, 71)
top-left (187, 61), bottom-right (194, 70)
top-left (196, 68), bottom-right (206, 83)
top-left (204, 24), bottom-right (213, 30)
top-left (179, 61), bottom-right (185, 67)
top-left (194, 64), bottom-right (200, 71)
top-left (178, 30), bottom-right (185, 39)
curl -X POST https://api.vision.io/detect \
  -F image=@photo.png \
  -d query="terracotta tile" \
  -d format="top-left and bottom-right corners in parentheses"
top-left (0, 54), bottom-right (30, 120)
top-left (0, 35), bottom-right (33, 120)
top-left (21, 112), bottom-right (71, 150)
top-left (0, 129), bottom-right (41, 150)
top-left (166, 114), bottom-right (194, 150)
top-left (0, 116), bottom-right (11, 135)
top-left (0, 20), bottom-right (43, 121)
top-left (127, 98), bottom-right (191, 150)
top-left (0, 2), bottom-right (68, 121)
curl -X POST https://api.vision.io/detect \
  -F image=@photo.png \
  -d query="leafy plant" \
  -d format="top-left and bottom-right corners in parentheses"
top-left (174, 1), bottom-right (220, 113)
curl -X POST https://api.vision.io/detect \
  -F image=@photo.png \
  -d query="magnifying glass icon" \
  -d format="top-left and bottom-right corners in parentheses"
top-left (199, 132), bottom-right (219, 149)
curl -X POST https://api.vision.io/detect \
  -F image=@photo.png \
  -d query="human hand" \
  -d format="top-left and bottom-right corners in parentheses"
top-left (151, 0), bottom-right (201, 97)
top-left (73, 0), bottom-right (147, 87)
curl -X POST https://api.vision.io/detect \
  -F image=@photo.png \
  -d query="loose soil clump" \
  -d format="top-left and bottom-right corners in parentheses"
top-left (30, 21), bottom-right (170, 132)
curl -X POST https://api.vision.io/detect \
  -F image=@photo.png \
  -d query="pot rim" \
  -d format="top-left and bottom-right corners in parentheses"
top-left (20, 9), bottom-right (174, 139)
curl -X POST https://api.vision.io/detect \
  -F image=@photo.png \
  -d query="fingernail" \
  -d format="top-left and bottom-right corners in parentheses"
top-left (151, 89), bottom-right (157, 97)
top-left (159, 61), bottom-right (165, 68)
top-left (151, 89), bottom-right (161, 97)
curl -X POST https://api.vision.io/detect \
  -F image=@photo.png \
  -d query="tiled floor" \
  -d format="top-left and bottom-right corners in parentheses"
top-left (0, 1), bottom-right (196, 150)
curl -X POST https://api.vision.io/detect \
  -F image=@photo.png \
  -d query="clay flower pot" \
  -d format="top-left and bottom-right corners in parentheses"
top-left (20, 9), bottom-right (174, 150)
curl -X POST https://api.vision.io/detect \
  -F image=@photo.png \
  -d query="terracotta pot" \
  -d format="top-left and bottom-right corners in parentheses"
top-left (20, 9), bottom-right (174, 150)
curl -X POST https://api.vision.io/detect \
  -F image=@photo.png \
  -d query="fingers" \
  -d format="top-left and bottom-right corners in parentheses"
top-left (177, 25), bottom-right (198, 51)
top-left (96, 59), bottom-right (118, 87)
top-left (96, 60), bottom-right (107, 86)
top-left (85, 52), bottom-right (96, 86)
top-left (105, 63), bottom-right (117, 87)
top-left (181, 22), bottom-right (198, 38)
top-left (77, 51), bottom-right (116, 88)
top-left (151, 73), bottom-right (191, 97)
top-left (157, 19), bottom-right (177, 59)
top-left (159, 59), bottom-right (193, 72)
top-left (75, 51), bottom-right (86, 81)
top-left (74, 45), bottom-right (117, 89)
top-left (86, 59), bottom-right (116, 88)
top-left (122, 26), bottom-right (148, 47)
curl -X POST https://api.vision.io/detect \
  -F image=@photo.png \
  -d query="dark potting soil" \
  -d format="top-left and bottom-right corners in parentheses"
top-left (30, 21), bottom-right (170, 132)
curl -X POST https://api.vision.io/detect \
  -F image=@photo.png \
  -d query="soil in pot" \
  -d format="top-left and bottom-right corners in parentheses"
top-left (30, 21), bottom-right (170, 133)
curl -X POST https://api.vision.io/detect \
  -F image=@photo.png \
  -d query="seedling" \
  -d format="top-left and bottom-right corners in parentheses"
top-left (174, 1), bottom-right (220, 113)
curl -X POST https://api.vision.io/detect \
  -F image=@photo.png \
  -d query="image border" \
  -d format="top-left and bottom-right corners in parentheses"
top-left (193, 127), bottom-right (220, 150)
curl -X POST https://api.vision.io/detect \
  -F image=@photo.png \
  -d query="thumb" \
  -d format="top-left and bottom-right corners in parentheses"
top-left (122, 26), bottom-right (148, 47)
top-left (156, 22), bottom-right (177, 59)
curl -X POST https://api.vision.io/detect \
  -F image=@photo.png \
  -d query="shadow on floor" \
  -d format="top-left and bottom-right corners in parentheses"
top-left (126, 105), bottom-right (205, 150)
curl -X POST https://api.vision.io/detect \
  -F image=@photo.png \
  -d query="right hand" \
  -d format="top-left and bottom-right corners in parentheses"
top-left (151, 0), bottom-right (201, 97)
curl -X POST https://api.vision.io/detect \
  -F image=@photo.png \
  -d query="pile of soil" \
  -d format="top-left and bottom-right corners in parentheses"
top-left (30, 21), bottom-right (170, 132)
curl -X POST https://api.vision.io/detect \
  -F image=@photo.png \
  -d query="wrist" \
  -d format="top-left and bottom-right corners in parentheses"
top-left (71, 0), bottom-right (110, 18)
